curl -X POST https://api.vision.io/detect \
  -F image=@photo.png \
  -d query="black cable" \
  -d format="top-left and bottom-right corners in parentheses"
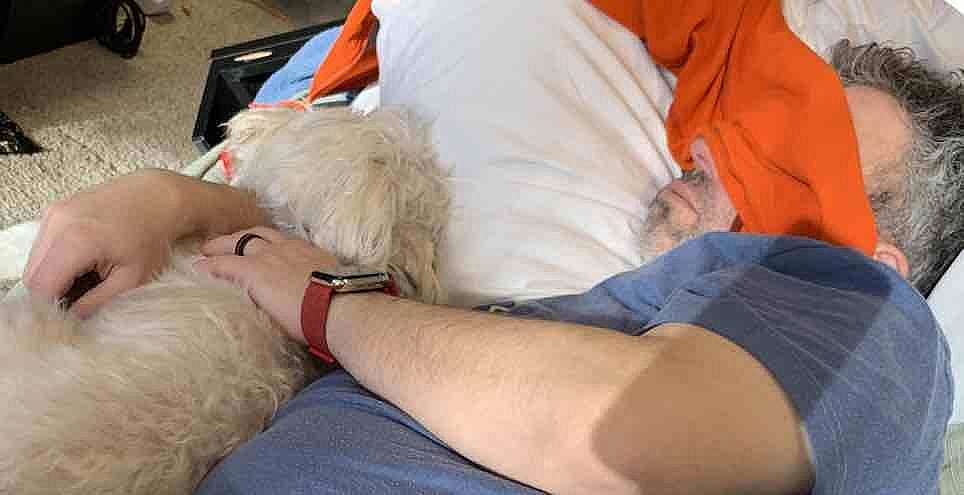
top-left (0, 111), bottom-right (41, 155)
top-left (96, 0), bottom-right (146, 59)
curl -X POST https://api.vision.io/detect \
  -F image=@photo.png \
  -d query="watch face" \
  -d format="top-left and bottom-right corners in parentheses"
top-left (311, 267), bottom-right (391, 293)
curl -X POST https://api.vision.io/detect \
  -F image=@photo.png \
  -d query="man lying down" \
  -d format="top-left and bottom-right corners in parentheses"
top-left (24, 0), bottom-right (964, 494)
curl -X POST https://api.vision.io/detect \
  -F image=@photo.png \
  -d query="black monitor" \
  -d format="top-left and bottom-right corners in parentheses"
top-left (192, 20), bottom-right (342, 152)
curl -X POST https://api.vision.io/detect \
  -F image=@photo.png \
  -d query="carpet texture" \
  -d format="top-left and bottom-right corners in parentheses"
top-left (0, 0), bottom-right (351, 230)
top-left (0, 0), bottom-right (349, 292)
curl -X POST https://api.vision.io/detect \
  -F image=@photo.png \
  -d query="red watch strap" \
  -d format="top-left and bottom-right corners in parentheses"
top-left (301, 276), bottom-right (400, 365)
top-left (302, 281), bottom-right (337, 363)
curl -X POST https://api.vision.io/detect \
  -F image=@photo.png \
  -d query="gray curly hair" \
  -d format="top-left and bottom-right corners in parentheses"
top-left (829, 40), bottom-right (964, 296)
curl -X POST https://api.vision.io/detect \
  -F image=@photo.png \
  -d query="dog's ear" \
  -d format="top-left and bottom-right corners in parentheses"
top-left (223, 107), bottom-right (303, 183)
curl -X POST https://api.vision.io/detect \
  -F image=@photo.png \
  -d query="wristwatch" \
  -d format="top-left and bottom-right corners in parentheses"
top-left (301, 266), bottom-right (399, 364)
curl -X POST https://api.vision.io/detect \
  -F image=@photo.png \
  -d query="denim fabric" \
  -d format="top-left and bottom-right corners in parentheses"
top-left (196, 370), bottom-right (542, 494)
top-left (197, 233), bottom-right (951, 494)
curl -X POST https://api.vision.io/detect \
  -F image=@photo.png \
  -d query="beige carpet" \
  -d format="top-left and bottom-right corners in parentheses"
top-left (0, 0), bottom-right (350, 230)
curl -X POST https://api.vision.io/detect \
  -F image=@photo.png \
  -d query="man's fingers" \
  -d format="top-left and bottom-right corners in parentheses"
top-left (200, 233), bottom-right (271, 257)
top-left (195, 255), bottom-right (251, 288)
top-left (24, 239), bottom-right (101, 300)
top-left (235, 233), bottom-right (272, 257)
top-left (201, 227), bottom-right (285, 257)
top-left (23, 209), bottom-right (61, 282)
top-left (69, 267), bottom-right (143, 319)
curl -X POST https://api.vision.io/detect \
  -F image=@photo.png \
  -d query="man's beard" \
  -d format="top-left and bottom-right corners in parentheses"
top-left (637, 169), bottom-right (710, 264)
top-left (637, 195), bottom-right (700, 265)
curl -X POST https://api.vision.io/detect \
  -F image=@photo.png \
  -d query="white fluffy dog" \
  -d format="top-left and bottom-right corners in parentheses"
top-left (0, 105), bottom-right (450, 494)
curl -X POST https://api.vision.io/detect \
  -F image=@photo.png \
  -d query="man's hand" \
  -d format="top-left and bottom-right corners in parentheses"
top-left (24, 170), bottom-right (186, 317)
top-left (196, 227), bottom-right (340, 342)
top-left (24, 169), bottom-right (268, 318)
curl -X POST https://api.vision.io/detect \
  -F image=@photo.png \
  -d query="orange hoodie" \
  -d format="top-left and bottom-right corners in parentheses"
top-left (307, 0), bottom-right (877, 256)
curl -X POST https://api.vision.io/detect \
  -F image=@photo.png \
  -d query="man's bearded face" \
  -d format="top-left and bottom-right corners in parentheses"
top-left (639, 139), bottom-right (738, 262)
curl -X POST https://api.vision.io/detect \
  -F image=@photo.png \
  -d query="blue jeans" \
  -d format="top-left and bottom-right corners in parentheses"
top-left (195, 370), bottom-right (543, 494)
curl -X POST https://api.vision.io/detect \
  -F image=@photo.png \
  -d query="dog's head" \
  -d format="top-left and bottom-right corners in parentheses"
top-left (222, 106), bottom-right (449, 304)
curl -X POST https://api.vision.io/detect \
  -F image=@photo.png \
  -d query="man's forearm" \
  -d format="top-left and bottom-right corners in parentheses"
top-left (326, 292), bottom-right (665, 494)
top-left (326, 293), bottom-right (813, 495)
top-left (153, 169), bottom-right (269, 240)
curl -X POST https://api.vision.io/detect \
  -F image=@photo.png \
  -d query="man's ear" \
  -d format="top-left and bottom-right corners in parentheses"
top-left (873, 241), bottom-right (909, 278)
top-left (690, 137), bottom-right (716, 175)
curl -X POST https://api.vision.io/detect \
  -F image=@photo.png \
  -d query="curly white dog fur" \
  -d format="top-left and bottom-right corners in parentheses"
top-left (0, 106), bottom-right (449, 494)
